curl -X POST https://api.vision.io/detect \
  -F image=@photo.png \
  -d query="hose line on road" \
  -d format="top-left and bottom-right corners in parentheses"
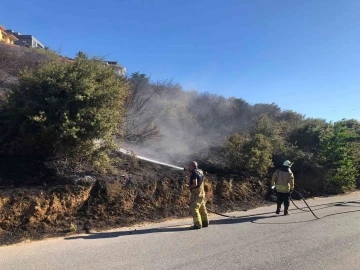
top-left (206, 208), bottom-right (234, 218)
top-left (206, 208), bottom-right (248, 218)
top-left (290, 190), bottom-right (320, 219)
top-left (207, 190), bottom-right (321, 220)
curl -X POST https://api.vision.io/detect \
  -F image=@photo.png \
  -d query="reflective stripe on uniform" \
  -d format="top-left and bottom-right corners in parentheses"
top-left (276, 184), bottom-right (290, 193)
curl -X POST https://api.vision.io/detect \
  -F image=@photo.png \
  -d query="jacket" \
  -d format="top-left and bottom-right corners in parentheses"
top-left (189, 169), bottom-right (204, 189)
top-left (189, 169), bottom-right (205, 196)
top-left (271, 166), bottom-right (294, 193)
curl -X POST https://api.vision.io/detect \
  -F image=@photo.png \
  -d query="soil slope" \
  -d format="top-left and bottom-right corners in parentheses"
top-left (0, 152), bottom-right (268, 245)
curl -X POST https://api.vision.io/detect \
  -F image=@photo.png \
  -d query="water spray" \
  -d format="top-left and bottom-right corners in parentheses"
top-left (119, 148), bottom-right (188, 171)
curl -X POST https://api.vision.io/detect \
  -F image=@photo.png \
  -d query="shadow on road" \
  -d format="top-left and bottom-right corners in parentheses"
top-left (65, 214), bottom-right (277, 241)
top-left (65, 226), bottom-right (190, 240)
top-left (251, 218), bottom-right (317, 225)
top-left (208, 214), bottom-right (276, 225)
top-left (64, 201), bottom-right (360, 241)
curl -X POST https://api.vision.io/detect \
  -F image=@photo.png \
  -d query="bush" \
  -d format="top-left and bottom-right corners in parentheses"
top-left (288, 118), bottom-right (329, 153)
top-left (281, 119), bottom-right (359, 193)
top-left (226, 116), bottom-right (360, 194)
top-left (226, 133), bottom-right (273, 176)
top-left (0, 53), bottom-right (129, 162)
top-left (319, 123), bottom-right (359, 192)
top-left (330, 163), bottom-right (358, 192)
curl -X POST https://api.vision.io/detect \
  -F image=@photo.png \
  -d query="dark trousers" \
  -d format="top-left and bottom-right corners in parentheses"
top-left (276, 192), bottom-right (290, 207)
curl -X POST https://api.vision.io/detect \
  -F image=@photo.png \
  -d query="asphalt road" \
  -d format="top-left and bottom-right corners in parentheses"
top-left (1, 192), bottom-right (360, 270)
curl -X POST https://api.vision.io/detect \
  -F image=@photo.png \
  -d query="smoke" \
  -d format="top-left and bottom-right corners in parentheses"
top-left (123, 74), bottom-right (261, 166)
top-left (123, 73), bottom-right (295, 167)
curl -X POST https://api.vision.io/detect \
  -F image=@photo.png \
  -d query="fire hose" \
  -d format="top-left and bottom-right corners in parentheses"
top-left (206, 208), bottom-right (235, 218)
top-left (205, 207), bottom-right (248, 218)
top-left (290, 190), bottom-right (320, 219)
top-left (271, 186), bottom-right (320, 219)
top-left (206, 190), bottom-right (320, 219)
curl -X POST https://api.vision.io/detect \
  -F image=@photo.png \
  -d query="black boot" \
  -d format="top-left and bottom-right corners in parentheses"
top-left (275, 203), bottom-right (281, 214)
top-left (284, 205), bottom-right (289, 216)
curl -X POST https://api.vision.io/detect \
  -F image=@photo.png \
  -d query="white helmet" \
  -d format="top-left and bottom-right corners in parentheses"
top-left (283, 160), bottom-right (292, 167)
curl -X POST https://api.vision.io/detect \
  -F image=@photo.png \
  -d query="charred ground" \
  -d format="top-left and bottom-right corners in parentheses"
top-left (0, 152), bottom-right (268, 246)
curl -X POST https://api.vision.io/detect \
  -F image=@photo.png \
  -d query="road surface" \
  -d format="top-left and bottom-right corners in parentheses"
top-left (1, 192), bottom-right (360, 270)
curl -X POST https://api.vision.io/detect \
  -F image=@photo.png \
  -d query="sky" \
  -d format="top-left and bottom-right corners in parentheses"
top-left (1, 0), bottom-right (359, 121)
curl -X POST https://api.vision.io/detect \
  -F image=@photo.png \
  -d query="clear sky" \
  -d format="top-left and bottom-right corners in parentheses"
top-left (1, 0), bottom-right (359, 121)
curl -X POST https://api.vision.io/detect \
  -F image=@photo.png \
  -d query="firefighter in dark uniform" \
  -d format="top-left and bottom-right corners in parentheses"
top-left (188, 161), bottom-right (209, 229)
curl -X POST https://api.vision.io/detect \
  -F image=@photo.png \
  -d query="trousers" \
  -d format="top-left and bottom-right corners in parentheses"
top-left (276, 191), bottom-right (290, 207)
top-left (189, 188), bottom-right (208, 227)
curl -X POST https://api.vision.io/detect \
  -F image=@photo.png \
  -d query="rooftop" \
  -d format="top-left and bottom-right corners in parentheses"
top-left (0, 25), bottom-right (19, 42)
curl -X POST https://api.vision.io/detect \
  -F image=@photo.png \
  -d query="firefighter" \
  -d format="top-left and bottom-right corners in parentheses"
top-left (188, 161), bottom-right (209, 229)
top-left (271, 160), bottom-right (294, 216)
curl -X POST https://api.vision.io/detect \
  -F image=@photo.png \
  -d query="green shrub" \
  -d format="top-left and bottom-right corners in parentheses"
top-left (320, 123), bottom-right (359, 192)
top-left (0, 53), bottom-right (129, 162)
top-left (226, 133), bottom-right (273, 176)
top-left (330, 163), bottom-right (358, 192)
top-left (227, 116), bottom-right (360, 193)
top-left (226, 133), bottom-right (249, 168)
top-left (288, 118), bottom-right (330, 153)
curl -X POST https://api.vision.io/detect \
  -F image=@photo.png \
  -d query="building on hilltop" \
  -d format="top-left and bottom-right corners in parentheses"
top-left (6, 29), bottom-right (44, 48)
top-left (104, 61), bottom-right (126, 76)
top-left (0, 25), bottom-right (18, 45)
top-left (58, 58), bottom-right (126, 76)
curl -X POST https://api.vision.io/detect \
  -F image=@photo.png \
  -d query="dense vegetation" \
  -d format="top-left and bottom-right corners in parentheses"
top-left (0, 49), bottom-right (128, 171)
top-left (0, 44), bottom-right (359, 194)
top-left (124, 72), bottom-right (360, 194)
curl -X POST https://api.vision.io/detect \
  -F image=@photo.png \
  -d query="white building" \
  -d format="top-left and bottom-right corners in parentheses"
top-left (104, 61), bottom-right (126, 77)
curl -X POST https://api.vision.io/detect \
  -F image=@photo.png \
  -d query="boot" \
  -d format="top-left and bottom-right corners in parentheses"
top-left (275, 203), bottom-right (281, 215)
top-left (189, 225), bottom-right (202, 230)
top-left (202, 221), bottom-right (209, 228)
top-left (284, 205), bottom-right (289, 216)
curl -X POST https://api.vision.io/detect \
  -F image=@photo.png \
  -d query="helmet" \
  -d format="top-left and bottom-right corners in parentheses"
top-left (283, 160), bottom-right (292, 167)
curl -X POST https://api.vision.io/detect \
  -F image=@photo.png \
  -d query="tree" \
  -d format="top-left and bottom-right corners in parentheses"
top-left (123, 72), bottom-right (159, 143)
top-left (0, 53), bottom-right (129, 162)
top-left (253, 103), bottom-right (281, 117)
top-left (288, 118), bottom-right (330, 153)
top-left (250, 114), bottom-right (279, 138)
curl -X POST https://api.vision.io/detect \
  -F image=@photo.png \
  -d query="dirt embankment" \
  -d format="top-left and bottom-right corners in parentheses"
top-left (0, 154), bottom-right (268, 246)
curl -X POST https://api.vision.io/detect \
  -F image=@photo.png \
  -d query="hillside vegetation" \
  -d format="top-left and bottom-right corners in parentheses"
top-left (125, 72), bottom-right (360, 194)
top-left (0, 44), bottom-right (359, 244)
top-left (1, 43), bottom-right (359, 194)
